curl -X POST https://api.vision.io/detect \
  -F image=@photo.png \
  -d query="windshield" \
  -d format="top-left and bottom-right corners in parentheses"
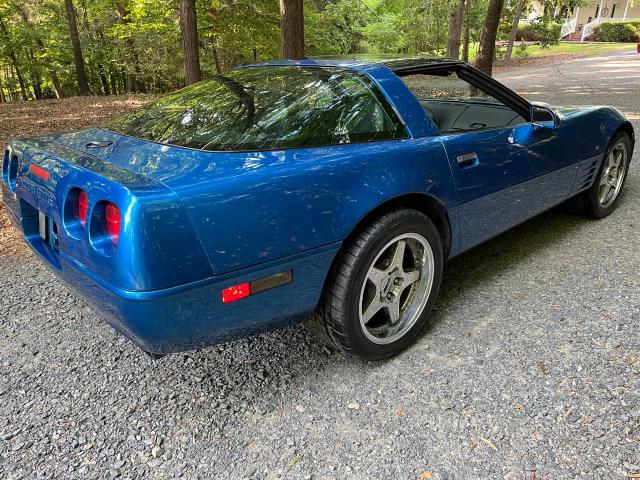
top-left (104, 66), bottom-right (407, 152)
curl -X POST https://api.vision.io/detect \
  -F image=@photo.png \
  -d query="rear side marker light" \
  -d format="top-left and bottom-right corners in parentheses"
top-left (222, 270), bottom-right (293, 304)
top-left (105, 203), bottom-right (121, 247)
top-left (29, 164), bottom-right (50, 181)
top-left (222, 282), bottom-right (251, 304)
top-left (78, 190), bottom-right (88, 227)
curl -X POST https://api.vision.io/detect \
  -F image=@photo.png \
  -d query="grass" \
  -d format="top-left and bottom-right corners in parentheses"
top-left (516, 42), bottom-right (634, 57)
top-left (465, 41), bottom-right (634, 63)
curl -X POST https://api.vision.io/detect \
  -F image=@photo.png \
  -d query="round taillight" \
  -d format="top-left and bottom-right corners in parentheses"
top-left (105, 203), bottom-right (120, 246)
top-left (78, 190), bottom-right (88, 227)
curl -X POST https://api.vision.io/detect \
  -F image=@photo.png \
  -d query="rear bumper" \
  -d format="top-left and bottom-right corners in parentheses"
top-left (3, 182), bottom-right (339, 354)
top-left (51, 243), bottom-right (338, 354)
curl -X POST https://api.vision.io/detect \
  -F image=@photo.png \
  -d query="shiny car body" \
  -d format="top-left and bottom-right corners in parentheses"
top-left (1, 58), bottom-right (634, 355)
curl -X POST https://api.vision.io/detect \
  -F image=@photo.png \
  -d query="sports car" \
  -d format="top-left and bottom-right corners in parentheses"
top-left (1, 58), bottom-right (634, 360)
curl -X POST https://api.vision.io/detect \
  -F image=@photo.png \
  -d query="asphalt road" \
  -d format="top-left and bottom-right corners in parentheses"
top-left (1, 51), bottom-right (639, 479)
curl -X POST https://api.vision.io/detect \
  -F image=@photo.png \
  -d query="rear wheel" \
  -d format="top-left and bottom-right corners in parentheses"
top-left (312, 209), bottom-right (443, 360)
top-left (583, 132), bottom-right (631, 218)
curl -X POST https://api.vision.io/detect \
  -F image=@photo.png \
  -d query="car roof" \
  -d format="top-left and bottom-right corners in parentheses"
top-left (239, 56), bottom-right (465, 73)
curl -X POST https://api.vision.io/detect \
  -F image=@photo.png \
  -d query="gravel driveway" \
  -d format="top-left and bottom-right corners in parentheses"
top-left (1, 51), bottom-right (639, 480)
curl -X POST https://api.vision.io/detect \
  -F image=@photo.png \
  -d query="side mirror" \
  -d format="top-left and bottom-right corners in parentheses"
top-left (531, 105), bottom-right (559, 128)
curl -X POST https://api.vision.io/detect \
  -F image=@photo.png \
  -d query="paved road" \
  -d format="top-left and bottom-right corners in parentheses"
top-left (1, 51), bottom-right (639, 479)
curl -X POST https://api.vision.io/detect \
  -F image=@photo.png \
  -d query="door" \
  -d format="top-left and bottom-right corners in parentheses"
top-left (397, 67), bottom-right (575, 251)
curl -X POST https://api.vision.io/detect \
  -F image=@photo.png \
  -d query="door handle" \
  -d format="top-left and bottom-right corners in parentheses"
top-left (456, 152), bottom-right (479, 168)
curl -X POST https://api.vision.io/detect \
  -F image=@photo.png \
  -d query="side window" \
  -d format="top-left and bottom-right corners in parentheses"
top-left (400, 71), bottom-right (527, 133)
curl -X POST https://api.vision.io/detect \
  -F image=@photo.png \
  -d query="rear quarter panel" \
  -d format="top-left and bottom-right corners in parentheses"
top-left (164, 138), bottom-right (457, 274)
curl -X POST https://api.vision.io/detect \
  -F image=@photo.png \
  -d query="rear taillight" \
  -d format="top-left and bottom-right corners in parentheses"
top-left (78, 190), bottom-right (88, 227)
top-left (105, 203), bottom-right (121, 246)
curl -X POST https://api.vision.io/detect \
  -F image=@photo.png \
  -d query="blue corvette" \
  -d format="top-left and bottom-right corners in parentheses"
top-left (2, 58), bottom-right (634, 359)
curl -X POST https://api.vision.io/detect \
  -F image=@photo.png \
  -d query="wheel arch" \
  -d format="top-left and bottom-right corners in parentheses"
top-left (314, 193), bottom-right (452, 313)
top-left (344, 193), bottom-right (452, 258)
top-left (614, 121), bottom-right (635, 149)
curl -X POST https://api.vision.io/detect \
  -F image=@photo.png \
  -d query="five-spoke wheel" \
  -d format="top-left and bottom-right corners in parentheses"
top-left (584, 131), bottom-right (632, 218)
top-left (598, 141), bottom-right (627, 208)
top-left (312, 209), bottom-right (443, 360)
top-left (359, 234), bottom-right (434, 345)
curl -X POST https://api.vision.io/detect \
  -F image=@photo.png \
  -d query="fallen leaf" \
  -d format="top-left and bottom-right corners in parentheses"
top-left (462, 407), bottom-right (476, 416)
top-left (624, 474), bottom-right (640, 478)
top-left (395, 408), bottom-right (404, 417)
top-left (287, 453), bottom-right (303, 469)
top-left (418, 471), bottom-right (433, 479)
top-left (513, 403), bottom-right (525, 411)
top-left (537, 361), bottom-right (548, 374)
top-left (479, 435), bottom-right (498, 451)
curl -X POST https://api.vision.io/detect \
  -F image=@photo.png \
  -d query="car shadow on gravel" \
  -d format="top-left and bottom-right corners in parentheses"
top-left (416, 201), bottom-right (596, 342)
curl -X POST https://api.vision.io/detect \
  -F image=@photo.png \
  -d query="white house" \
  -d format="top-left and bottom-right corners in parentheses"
top-left (530, 1), bottom-right (640, 41)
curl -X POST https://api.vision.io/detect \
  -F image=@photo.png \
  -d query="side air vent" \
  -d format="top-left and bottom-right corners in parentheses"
top-left (572, 159), bottom-right (599, 194)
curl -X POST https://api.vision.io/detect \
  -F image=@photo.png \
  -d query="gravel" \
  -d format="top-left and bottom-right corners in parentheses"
top-left (1, 51), bottom-right (639, 479)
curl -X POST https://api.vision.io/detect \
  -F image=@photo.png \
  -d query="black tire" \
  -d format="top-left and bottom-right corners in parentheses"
top-left (311, 209), bottom-right (443, 360)
top-left (583, 132), bottom-right (632, 218)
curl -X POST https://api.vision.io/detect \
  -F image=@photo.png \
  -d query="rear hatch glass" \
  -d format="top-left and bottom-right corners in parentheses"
top-left (104, 66), bottom-right (406, 152)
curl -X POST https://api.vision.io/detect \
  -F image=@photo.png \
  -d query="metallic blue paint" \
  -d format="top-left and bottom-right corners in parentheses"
top-left (1, 59), bottom-right (634, 354)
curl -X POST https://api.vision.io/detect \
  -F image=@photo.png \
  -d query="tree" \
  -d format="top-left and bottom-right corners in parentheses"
top-left (475, 0), bottom-right (503, 75)
top-left (0, 16), bottom-right (28, 100)
top-left (446, 0), bottom-right (466, 59)
top-left (504, 0), bottom-right (524, 63)
top-left (64, 0), bottom-right (90, 95)
top-left (179, 0), bottom-right (202, 85)
top-left (115, 2), bottom-right (147, 93)
top-left (280, 0), bottom-right (304, 59)
top-left (16, 4), bottom-right (64, 98)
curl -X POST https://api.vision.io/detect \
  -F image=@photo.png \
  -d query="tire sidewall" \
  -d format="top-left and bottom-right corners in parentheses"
top-left (341, 213), bottom-right (443, 360)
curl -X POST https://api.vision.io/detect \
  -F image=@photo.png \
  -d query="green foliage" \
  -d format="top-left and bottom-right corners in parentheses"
top-left (516, 21), bottom-right (561, 48)
top-left (0, 0), bottom-right (529, 101)
top-left (514, 42), bottom-right (529, 58)
top-left (593, 22), bottom-right (640, 43)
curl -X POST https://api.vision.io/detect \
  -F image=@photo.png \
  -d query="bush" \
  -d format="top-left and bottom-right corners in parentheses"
top-left (593, 22), bottom-right (640, 42)
top-left (516, 21), bottom-right (562, 47)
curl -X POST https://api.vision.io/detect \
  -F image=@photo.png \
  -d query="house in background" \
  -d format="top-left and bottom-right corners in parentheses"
top-left (530, 1), bottom-right (640, 41)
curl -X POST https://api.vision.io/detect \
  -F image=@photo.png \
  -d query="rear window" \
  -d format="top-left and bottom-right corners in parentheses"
top-left (105, 66), bottom-right (407, 152)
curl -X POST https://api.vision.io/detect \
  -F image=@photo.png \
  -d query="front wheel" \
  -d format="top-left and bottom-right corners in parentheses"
top-left (312, 209), bottom-right (443, 360)
top-left (583, 132), bottom-right (632, 218)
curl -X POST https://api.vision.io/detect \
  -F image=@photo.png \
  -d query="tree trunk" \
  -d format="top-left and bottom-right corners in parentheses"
top-left (446, 0), bottom-right (466, 59)
top-left (27, 49), bottom-right (43, 100)
top-left (0, 74), bottom-right (5, 103)
top-left (64, 0), bottom-right (90, 95)
top-left (115, 3), bottom-right (146, 93)
top-left (212, 43), bottom-right (222, 74)
top-left (98, 64), bottom-right (110, 95)
top-left (279, 0), bottom-right (304, 59)
top-left (179, 0), bottom-right (202, 85)
top-left (504, 0), bottom-right (524, 63)
top-left (462, 21), bottom-right (470, 62)
top-left (475, 0), bottom-right (504, 76)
